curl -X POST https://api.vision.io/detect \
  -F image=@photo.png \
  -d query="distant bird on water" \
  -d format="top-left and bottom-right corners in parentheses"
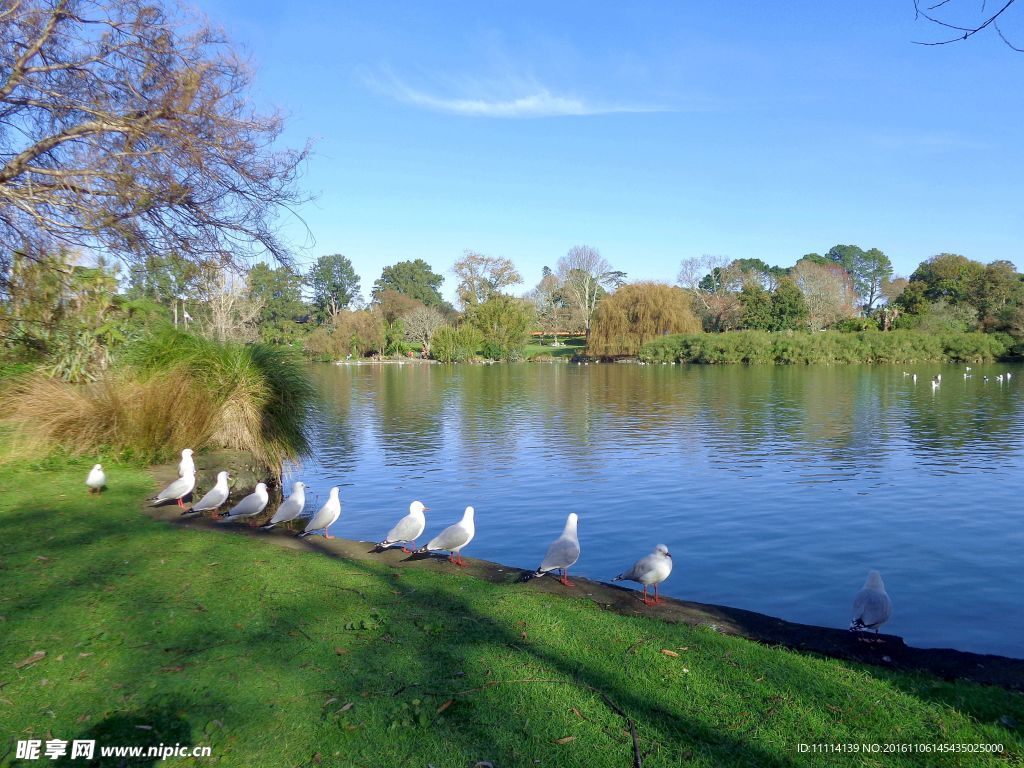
top-left (419, 506), bottom-right (475, 566)
top-left (377, 500), bottom-right (428, 552)
top-left (218, 482), bottom-right (269, 524)
top-left (300, 486), bottom-right (341, 539)
top-left (188, 471), bottom-right (231, 515)
top-left (178, 448), bottom-right (195, 478)
top-left (850, 570), bottom-right (893, 633)
top-left (522, 513), bottom-right (580, 586)
top-left (86, 464), bottom-right (105, 495)
top-left (151, 470), bottom-right (196, 509)
top-left (911, 374), bottom-right (918, 384)
top-left (262, 481), bottom-right (306, 530)
top-left (613, 544), bottom-right (673, 605)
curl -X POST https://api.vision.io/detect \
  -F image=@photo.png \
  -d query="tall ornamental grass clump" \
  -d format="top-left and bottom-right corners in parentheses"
top-left (0, 328), bottom-right (313, 470)
top-left (639, 330), bottom-right (1012, 365)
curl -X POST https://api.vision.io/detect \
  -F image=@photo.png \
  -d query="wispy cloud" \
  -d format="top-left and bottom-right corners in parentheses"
top-left (367, 74), bottom-right (665, 118)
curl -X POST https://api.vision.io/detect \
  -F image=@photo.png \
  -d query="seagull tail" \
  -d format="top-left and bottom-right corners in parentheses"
top-left (517, 569), bottom-right (544, 583)
top-left (260, 522), bottom-right (278, 531)
top-left (849, 618), bottom-right (866, 632)
top-left (611, 574), bottom-right (625, 582)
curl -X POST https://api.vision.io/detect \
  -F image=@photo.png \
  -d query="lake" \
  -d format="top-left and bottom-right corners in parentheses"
top-left (286, 361), bottom-right (1024, 658)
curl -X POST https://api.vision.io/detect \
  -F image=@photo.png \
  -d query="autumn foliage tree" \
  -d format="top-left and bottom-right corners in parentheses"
top-left (588, 282), bottom-right (700, 357)
top-left (0, 0), bottom-right (309, 285)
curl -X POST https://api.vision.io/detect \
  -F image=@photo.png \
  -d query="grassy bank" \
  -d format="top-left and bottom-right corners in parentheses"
top-left (1, 458), bottom-right (1022, 767)
top-left (640, 330), bottom-right (1013, 365)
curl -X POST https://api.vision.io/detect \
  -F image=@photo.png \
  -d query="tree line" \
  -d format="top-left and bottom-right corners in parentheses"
top-left (3, 241), bottom-right (1021, 377)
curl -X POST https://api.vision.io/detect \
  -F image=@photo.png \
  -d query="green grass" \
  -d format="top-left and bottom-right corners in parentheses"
top-left (641, 330), bottom-right (1013, 365)
top-left (1, 458), bottom-right (1022, 767)
top-left (525, 335), bottom-right (586, 360)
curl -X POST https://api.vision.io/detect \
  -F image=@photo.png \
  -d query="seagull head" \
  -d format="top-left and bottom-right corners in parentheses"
top-left (255, 482), bottom-right (268, 495)
top-left (410, 500), bottom-right (427, 515)
top-left (292, 481), bottom-right (305, 492)
top-left (92, 463), bottom-right (102, 471)
top-left (865, 570), bottom-right (885, 590)
top-left (182, 448), bottom-right (193, 457)
top-left (463, 506), bottom-right (475, 520)
top-left (329, 486), bottom-right (340, 498)
top-left (655, 544), bottom-right (671, 559)
top-left (216, 471), bottom-right (229, 483)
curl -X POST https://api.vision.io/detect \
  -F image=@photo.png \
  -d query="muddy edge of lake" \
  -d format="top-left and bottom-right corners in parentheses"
top-left (145, 463), bottom-right (1024, 692)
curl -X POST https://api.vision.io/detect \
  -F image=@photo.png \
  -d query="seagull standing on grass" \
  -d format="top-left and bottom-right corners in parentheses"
top-left (523, 513), bottom-right (580, 586)
top-left (850, 570), bottom-right (892, 633)
top-left (262, 481), bottom-right (306, 530)
top-left (218, 482), bottom-right (269, 524)
top-left (613, 545), bottom-right (673, 605)
top-left (178, 448), bottom-right (195, 478)
top-left (377, 501), bottom-right (428, 552)
top-left (300, 486), bottom-right (341, 539)
top-left (188, 471), bottom-right (231, 515)
top-left (151, 470), bottom-right (196, 509)
top-left (85, 464), bottom-right (105, 495)
top-left (420, 506), bottom-right (475, 566)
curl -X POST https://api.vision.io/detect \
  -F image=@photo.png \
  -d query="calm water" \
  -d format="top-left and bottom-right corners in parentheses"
top-left (285, 362), bottom-right (1024, 658)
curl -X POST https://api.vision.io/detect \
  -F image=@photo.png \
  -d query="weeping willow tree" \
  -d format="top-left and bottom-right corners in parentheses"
top-left (588, 282), bottom-right (701, 357)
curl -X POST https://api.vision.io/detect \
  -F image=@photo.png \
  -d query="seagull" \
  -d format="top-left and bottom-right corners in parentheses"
top-left (613, 544), bottom-right (673, 605)
top-left (965, 366), bottom-right (972, 372)
top-left (419, 506), bottom-right (475, 567)
top-left (850, 570), bottom-right (893, 633)
top-left (1007, 372), bottom-right (1013, 381)
top-left (218, 482), bottom-right (269, 524)
top-left (935, 374), bottom-right (942, 382)
top-left (261, 481), bottom-right (306, 530)
top-left (931, 379), bottom-right (939, 391)
top-left (188, 471), bottom-right (231, 515)
top-left (300, 486), bottom-right (341, 539)
top-left (151, 470), bottom-right (196, 509)
top-left (523, 513), bottom-right (580, 586)
top-left (963, 373), bottom-right (972, 380)
top-left (997, 374), bottom-right (1005, 383)
top-left (85, 464), bottom-right (105, 495)
top-left (911, 374), bottom-right (917, 384)
top-left (178, 448), bottom-right (195, 478)
top-left (377, 500), bottom-right (428, 553)
top-left (901, 371), bottom-right (909, 377)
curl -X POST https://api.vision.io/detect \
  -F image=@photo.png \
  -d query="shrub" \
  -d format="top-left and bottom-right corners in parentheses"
top-left (430, 325), bottom-right (481, 363)
top-left (1, 328), bottom-right (313, 471)
top-left (639, 330), bottom-right (1011, 365)
top-left (588, 282), bottom-right (700, 357)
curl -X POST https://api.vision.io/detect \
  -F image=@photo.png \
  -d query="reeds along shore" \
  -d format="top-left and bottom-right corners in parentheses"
top-left (0, 328), bottom-right (313, 471)
top-left (639, 330), bottom-right (1014, 365)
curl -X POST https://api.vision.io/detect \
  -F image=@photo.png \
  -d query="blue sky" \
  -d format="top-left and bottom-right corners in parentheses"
top-left (203, 0), bottom-right (1023, 303)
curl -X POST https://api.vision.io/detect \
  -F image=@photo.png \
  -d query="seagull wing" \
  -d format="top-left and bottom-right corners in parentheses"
top-left (385, 514), bottom-right (425, 544)
top-left (156, 475), bottom-right (193, 501)
top-left (852, 589), bottom-right (892, 629)
top-left (269, 495), bottom-right (302, 525)
top-left (192, 484), bottom-right (229, 512)
top-left (303, 500), bottom-right (339, 533)
top-left (616, 554), bottom-right (656, 583)
top-left (224, 492), bottom-right (267, 519)
top-left (427, 522), bottom-right (469, 551)
top-left (539, 536), bottom-right (581, 573)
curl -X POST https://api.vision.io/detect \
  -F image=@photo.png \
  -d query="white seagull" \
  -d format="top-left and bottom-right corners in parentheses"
top-left (178, 448), bottom-right (195, 478)
top-left (262, 481), bottom-right (306, 530)
top-left (850, 570), bottom-right (893, 633)
top-left (525, 513), bottom-right (580, 586)
top-left (420, 506), bottom-right (475, 567)
top-left (301, 486), bottom-right (341, 539)
top-left (218, 482), bottom-right (269, 524)
top-left (613, 544), bottom-right (673, 605)
top-left (151, 470), bottom-right (196, 510)
top-left (189, 471), bottom-right (231, 515)
top-left (86, 464), bottom-right (105, 495)
top-left (377, 500), bottom-right (428, 552)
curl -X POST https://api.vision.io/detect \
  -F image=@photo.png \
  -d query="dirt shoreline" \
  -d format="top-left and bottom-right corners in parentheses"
top-left (145, 464), bottom-right (1024, 692)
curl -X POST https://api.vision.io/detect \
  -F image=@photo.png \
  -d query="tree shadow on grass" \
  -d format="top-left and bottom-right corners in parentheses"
top-left (52, 701), bottom-right (193, 767)
top-left (3, 501), bottom-right (1022, 767)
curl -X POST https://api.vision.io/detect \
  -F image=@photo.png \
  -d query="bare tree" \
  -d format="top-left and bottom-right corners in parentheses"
top-left (197, 263), bottom-right (263, 343)
top-left (0, 0), bottom-right (310, 287)
top-left (527, 270), bottom-right (571, 344)
top-left (791, 260), bottom-right (859, 330)
top-left (451, 251), bottom-right (522, 307)
top-left (676, 255), bottom-right (744, 332)
top-left (913, 0), bottom-right (1021, 50)
top-left (402, 305), bottom-right (444, 357)
top-left (556, 245), bottom-right (623, 337)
